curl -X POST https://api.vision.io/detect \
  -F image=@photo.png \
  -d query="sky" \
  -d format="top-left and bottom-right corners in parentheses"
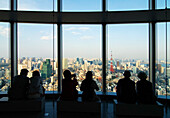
top-left (0, 0), bottom-right (169, 60)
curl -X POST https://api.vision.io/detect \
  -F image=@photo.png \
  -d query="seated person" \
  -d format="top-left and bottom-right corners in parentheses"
top-left (116, 70), bottom-right (136, 104)
top-left (8, 69), bottom-right (29, 100)
top-left (80, 71), bottom-right (100, 102)
top-left (137, 71), bottom-right (157, 104)
top-left (27, 71), bottom-right (44, 99)
top-left (61, 70), bottom-right (78, 101)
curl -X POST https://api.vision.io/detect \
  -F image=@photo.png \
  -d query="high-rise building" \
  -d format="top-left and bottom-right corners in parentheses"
top-left (157, 64), bottom-right (162, 73)
top-left (41, 59), bottom-right (52, 79)
top-left (63, 58), bottom-right (68, 69)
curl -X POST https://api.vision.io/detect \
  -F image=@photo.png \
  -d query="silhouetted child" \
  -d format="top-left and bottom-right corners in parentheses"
top-left (80, 71), bottom-right (100, 102)
top-left (137, 71), bottom-right (157, 104)
top-left (8, 69), bottom-right (29, 100)
top-left (27, 70), bottom-right (44, 99)
top-left (61, 70), bottom-right (78, 101)
top-left (116, 70), bottom-right (136, 104)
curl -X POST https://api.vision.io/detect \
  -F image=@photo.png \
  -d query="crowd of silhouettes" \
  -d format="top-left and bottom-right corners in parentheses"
top-left (8, 68), bottom-right (156, 104)
top-left (117, 70), bottom-right (156, 104)
top-left (8, 69), bottom-right (44, 100)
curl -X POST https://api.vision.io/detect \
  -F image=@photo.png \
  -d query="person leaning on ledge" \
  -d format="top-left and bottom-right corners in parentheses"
top-left (116, 70), bottom-right (136, 104)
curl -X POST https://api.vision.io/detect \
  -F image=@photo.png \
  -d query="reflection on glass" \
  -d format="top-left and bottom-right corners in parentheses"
top-left (0, 22), bottom-right (11, 93)
top-left (156, 23), bottom-right (170, 96)
top-left (18, 0), bottom-right (57, 11)
top-left (63, 0), bottom-right (102, 12)
top-left (107, 24), bottom-right (149, 93)
top-left (18, 23), bottom-right (57, 91)
top-left (107, 0), bottom-right (148, 11)
top-left (63, 25), bottom-right (102, 91)
top-left (0, 0), bottom-right (10, 10)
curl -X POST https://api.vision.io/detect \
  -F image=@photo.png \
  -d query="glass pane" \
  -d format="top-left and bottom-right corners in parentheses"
top-left (18, 23), bottom-right (57, 92)
top-left (63, 0), bottom-right (102, 12)
top-left (0, 0), bottom-right (10, 10)
top-left (63, 25), bottom-right (102, 91)
top-left (156, 22), bottom-right (170, 97)
top-left (0, 22), bottom-right (11, 93)
top-left (18, 0), bottom-right (57, 11)
top-left (107, 24), bottom-right (149, 93)
top-left (107, 0), bottom-right (148, 11)
top-left (157, 0), bottom-right (170, 9)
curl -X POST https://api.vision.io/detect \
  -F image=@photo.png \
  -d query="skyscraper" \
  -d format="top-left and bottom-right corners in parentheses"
top-left (41, 59), bottom-right (52, 79)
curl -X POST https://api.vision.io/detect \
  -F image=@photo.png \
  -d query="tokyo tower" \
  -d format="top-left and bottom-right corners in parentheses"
top-left (110, 51), bottom-right (114, 74)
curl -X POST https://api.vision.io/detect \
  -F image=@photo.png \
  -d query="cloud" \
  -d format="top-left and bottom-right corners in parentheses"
top-left (65, 27), bottom-right (90, 31)
top-left (41, 36), bottom-right (51, 40)
top-left (65, 27), bottom-right (76, 31)
top-left (40, 35), bottom-right (57, 40)
top-left (0, 26), bottom-right (9, 37)
top-left (78, 27), bottom-right (90, 31)
top-left (80, 36), bottom-right (93, 40)
top-left (71, 32), bottom-right (81, 35)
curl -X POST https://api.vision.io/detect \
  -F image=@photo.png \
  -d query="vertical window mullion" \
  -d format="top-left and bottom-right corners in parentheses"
top-left (57, 0), bottom-right (62, 92)
top-left (10, 0), bottom-right (17, 86)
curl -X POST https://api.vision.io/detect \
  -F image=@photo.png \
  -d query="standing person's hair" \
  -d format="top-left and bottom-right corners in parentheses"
top-left (63, 70), bottom-right (71, 79)
top-left (86, 71), bottom-right (93, 80)
top-left (138, 71), bottom-right (147, 80)
top-left (123, 70), bottom-right (131, 78)
top-left (20, 69), bottom-right (28, 76)
top-left (33, 70), bottom-right (40, 77)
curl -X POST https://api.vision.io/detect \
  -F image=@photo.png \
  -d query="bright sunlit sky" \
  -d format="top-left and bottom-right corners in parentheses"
top-left (0, 0), bottom-right (169, 60)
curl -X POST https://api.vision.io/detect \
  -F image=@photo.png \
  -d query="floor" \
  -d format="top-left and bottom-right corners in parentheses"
top-left (0, 99), bottom-right (170, 118)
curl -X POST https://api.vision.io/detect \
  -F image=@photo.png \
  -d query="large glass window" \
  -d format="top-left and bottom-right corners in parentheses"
top-left (18, 0), bottom-right (57, 11)
top-left (156, 22), bottom-right (170, 96)
top-left (62, 0), bottom-right (102, 12)
top-left (18, 23), bottom-right (57, 91)
top-left (0, 0), bottom-right (10, 10)
top-left (0, 22), bottom-right (10, 93)
top-left (63, 25), bottom-right (102, 91)
top-left (107, 24), bottom-right (149, 93)
top-left (107, 0), bottom-right (148, 11)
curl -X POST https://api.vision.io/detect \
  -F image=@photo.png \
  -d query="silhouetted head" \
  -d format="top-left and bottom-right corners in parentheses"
top-left (20, 69), bottom-right (28, 76)
top-left (33, 70), bottom-right (40, 77)
top-left (138, 71), bottom-right (147, 80)
top-left (123, 70), bottom-right (131, 78)
top-left (86, 71), bottom-right (93, 80)
top-left (63, 70), bottom-right (71, 79)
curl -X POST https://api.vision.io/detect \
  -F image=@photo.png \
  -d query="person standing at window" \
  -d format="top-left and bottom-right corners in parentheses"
top-left (61, 70), bottom-right (78, 101)
top-left (80, 71), bottom-right (100, 102)
top-left (8, 69), bottom-right (29, 100)
top-left (28, 70), bottom-right (44, 99)
top-left (137, 71), bottom-right (156, 104)
top-left (116, 70), bottom-right (136, 104)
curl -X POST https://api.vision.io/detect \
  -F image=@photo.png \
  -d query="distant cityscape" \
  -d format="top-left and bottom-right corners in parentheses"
top-left (0, 56), bottom-right (170, 96)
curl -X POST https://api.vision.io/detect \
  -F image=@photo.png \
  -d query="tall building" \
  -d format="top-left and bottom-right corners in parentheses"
top-left (41, 59), bottom-right (52, 79)
top-left (157, 64), bottom-right (162, 73)
top-left (110, 51), bottom-right (114, 74)
top-left (63, 58), bottom-right (68, 69)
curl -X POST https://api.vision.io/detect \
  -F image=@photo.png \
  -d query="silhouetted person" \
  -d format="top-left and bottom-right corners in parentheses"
top-left (27, 71), bottom-right (44, 99)
top-left (8, 69), bottom-right (29, 100)
top-left (116, 70), bottom-right (136, 104)
top-left (80, 71), bottom-right (100, 102)
top-left (61, 70), bottom-right (78, 101)
top-left (137, 71), bottom-right (157, 104)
